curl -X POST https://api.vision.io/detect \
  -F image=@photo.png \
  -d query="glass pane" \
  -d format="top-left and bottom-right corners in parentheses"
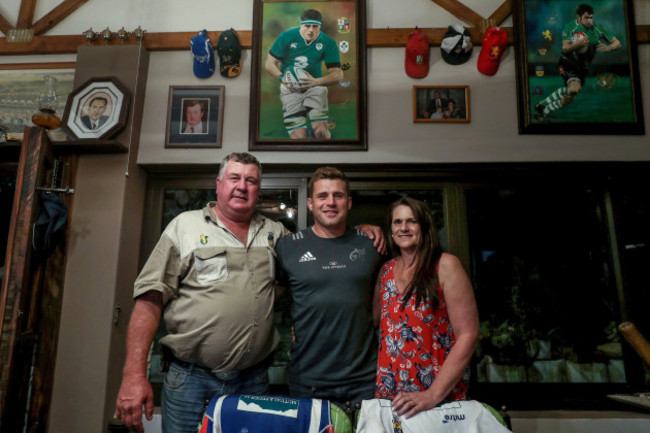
top-left (613, 186), bottom-right (650, 386)
top-left (467, 187), bottom-right (624, 384)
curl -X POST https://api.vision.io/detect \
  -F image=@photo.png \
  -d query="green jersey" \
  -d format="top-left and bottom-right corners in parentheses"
top-left (269, 27), bottom-right (341, 78)
top-left (561, 19), bottom-right (615, 65)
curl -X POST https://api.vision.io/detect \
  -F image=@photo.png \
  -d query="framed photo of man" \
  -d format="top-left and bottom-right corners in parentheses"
top-left (165, 86), bottom-right (225, 148)
top-left (413, 86), bottom-right (470, 123)
top-left (61, 76), bottom-right (131, 140)
top-left (249, 0), bottom-right (367, 151)
top-left (514, 0), bottom-right (644, 134)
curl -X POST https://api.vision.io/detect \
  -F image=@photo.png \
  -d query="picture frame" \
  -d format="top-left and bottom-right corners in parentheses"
top-left (0, 63), bottom-right (75, 140)
top-left (413, 86), bottom-right (470, 123)
top-left (514, 0), bottom-right (644, 134)
top-left (165, 86), bottom-right (225, 148)
top-left (249, 0), bottom-right (367, 151)
top-left (61, 76), bottom-right (131, 140)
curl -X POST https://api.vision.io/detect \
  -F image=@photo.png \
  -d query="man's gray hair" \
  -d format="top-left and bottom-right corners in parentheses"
top-left (217, 152), bottom-right (262, 180)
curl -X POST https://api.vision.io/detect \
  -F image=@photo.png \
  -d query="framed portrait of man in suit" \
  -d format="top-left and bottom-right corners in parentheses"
top-left (165, 86), bottom-right (225, 148)
top-left (61, 76), bottom-right (130, 140)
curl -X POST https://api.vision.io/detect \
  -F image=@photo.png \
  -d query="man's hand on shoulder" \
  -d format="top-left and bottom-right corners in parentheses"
top-left (357, 224), bottom-right (387, 255)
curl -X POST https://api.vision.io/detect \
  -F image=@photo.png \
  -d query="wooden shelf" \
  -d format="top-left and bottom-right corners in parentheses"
top-left (0, 25), bottom-right (648, 55)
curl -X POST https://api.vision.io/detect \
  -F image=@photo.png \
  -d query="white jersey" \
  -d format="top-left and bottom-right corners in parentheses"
top-left (356, 399), bottom-right (511, 433)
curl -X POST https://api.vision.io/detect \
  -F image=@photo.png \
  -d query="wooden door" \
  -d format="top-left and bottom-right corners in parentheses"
top-left (0, 127), bottom-right (74, 433)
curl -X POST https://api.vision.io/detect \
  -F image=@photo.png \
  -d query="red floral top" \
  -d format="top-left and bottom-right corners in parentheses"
top-left (374, 257), bottom-right (468, 400)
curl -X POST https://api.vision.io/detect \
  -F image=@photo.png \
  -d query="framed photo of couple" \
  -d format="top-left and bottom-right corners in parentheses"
top-left (165, 86), bottom-right (225, 148)
top-left (249, 0), bottom-right (367, 151)
top-left (514, 0), bottom-right (644, 134)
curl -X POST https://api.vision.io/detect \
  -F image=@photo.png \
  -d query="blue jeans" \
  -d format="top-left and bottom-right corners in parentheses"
top-left (288, 379), bottom-right (375, 410)
top-left (162, 359), bottom-right (270, 433)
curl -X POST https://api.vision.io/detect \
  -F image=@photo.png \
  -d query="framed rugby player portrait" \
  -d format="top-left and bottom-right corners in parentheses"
top-left (514, 0), bottom-right (644, 135)
top-left (249, 0), bottom-right (367, 151)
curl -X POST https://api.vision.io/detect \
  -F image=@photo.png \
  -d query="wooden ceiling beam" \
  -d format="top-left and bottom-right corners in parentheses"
top-left (0, 13), bottom-right (13, 35)
top-left (1, 25), bottom-right (648, 55)
top-left (16, 0), bottom-right (38, 29)
top-left (489, 0), bottom-right (512, 26)
top-left (31, 0), bottom-right (90, 36)
top-left (431, 0), bottom-right (484, 27)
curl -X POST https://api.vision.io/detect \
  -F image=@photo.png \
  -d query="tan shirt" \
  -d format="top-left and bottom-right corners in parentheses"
top-left (133, 202), bottom-right (290, 373)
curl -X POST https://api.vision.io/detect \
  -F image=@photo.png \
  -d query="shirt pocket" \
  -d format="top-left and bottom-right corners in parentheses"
top-left (193, 247), bottom-right (228, 285)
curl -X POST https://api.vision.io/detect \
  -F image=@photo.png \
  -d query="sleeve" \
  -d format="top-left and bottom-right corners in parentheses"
top-left (595, 24), bottom-right (615, 43)
top-left (323, 34), bottom-right (341, 68)
top-left (133, 230), bottom-right (183, 304)
top-left (269, 30), bottom-right (288, 61)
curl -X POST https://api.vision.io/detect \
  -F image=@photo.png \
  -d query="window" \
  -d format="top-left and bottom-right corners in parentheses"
top-left (141, 164), bottom-right (648, 409)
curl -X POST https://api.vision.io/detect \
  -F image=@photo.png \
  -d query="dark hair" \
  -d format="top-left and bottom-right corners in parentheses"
top-left (88, 96), bottom-right (108, 107)
top-left (301, 9), bottom-right (323, 23)
top-left (308, 166), bottom-right (349, 197)
top-left (387, 197), bottom-right (443, 310)
top-left (576, 4), bottom-right (594, 16)
top-left (218, 152), bottom-right (262, 180)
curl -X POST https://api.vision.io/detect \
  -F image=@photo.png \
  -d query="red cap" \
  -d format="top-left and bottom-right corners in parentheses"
top-left (405, 28), bottom-right (430, 78)
top-left (477, 26), bottom-right (508, 76)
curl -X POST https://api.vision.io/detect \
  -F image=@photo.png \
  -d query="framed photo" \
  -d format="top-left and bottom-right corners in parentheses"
top-left (413, 86), bottom-right (470, 123)
top-left (514, 0), bottom-right (644, 134)
top-left (249, 0), bottom-right (367, 151)
top-left (62, 76), bottom-right (131, 140)
top-left (0, 63), bottom-right (75, 140)
top-left (165, 86), bottom-right (225, 148)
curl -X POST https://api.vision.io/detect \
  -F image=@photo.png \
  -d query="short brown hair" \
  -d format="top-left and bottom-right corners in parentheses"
top-left (308, 166), bottom-right (349, 197)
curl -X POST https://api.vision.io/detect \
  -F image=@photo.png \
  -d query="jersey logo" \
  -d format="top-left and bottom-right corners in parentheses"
top-left (299, 251), bottom-right (317, 262)
top-left (337, 17), bottom-right (351, 34)
top-left (316, 42), bottom-right (323, 51)
top-left (349, 248), bottom-right (366, 262)
top-left (200, 234), bottom-right (209, 244)
top-left (290, 42), bottom-right (297, 49)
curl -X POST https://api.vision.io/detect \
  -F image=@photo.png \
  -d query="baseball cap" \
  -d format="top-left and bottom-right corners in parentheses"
top-left (217, 28), bottom-right (242, 78)
top-left (191, 29), bottom-right (215, 79)
top-left (477, 26), bottom-right (508, 76)
top-left (440, 25), bottom-right (473, 65)
top-left (405, 28), bottom-right (429, 78)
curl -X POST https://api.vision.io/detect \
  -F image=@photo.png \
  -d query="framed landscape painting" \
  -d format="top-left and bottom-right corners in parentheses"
top-left (0, 63), bottom-right (74, 140)
top-left (514, 0), bottom-right (644, 134)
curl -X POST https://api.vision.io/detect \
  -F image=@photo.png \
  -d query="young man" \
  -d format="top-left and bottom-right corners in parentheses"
top-left (534, 3), bottom-right (621, 121)
top-left (275, 167), bottom-right (383, 407)
top-left (264, 9), bottom-right (342, 139)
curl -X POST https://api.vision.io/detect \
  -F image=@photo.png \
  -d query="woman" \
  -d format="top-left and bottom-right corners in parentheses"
top-left (374, 197), bottom-right (479, 418)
